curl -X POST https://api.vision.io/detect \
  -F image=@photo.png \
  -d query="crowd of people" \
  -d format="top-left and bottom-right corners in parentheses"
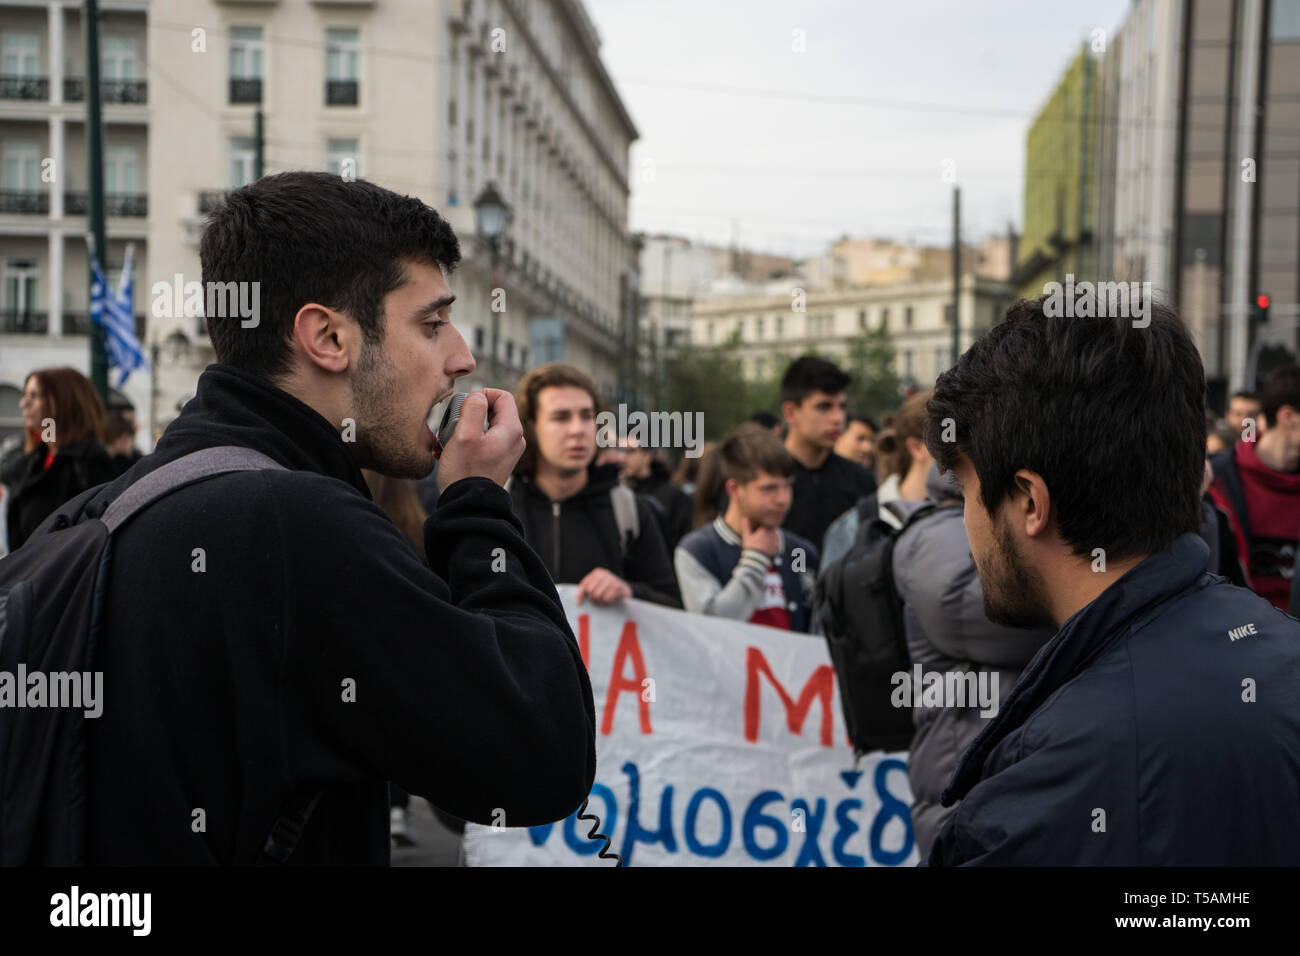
top-left (3, 171), bottom-right (1298, 866)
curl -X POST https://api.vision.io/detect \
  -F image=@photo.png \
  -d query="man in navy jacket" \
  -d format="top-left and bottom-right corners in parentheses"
top-left (923, 297), bottom-right (1300, 866)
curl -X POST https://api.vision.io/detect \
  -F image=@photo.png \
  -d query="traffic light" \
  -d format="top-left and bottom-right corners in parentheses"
top-left (1253, 293), bottom-right (1272, 327)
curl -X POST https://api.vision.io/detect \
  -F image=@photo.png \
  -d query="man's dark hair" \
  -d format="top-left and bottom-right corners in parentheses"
top-left (1230, 389), bottom-right (1259, 403)
top-left (924, 297), bottom-right (1206, 561)
top-left (199, 171), bottom-right (461, 381)
top-left (748, 409), bottom-right (780, 429)
top-left (780, 356), bottom-right (851, 406)
top-left (847, 413), bottom-right (879, 432)
top-left (1260, 366), bottom-right (1300, 427)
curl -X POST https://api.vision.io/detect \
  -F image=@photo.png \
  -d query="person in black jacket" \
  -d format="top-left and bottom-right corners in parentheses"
top-left (510, 362), bottom-right (681, 608)
top-left (618, 436), bottom-right (693, 550)
top-left (779, 356), bottom-right (877, 546)
top-left (62, 171), bottom-right (595, 864)
top-left (2, 366), bottom-right (117, 552)
top-left (922, 296), bottom-right (1300, 865)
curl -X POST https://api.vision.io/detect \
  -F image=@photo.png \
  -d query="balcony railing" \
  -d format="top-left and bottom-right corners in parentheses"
top-left (61, 312), bottom-right (147, 338)
top-left (0, 191), bottom-right (49, 214)
top-left (0, 310), bottom-right (48, 334)
top-left (0, 74), bottom-right (49, 100)
top-left (325, 79), bottom-right (358, 105)
top-left (229, 77), bottom-right (262, 104)
top-left (0, 312), bottom-right (145, 336)
top-left (63, 78), bottom-right (148, 104)
top-left (64, 192), bottom-right (149, 217)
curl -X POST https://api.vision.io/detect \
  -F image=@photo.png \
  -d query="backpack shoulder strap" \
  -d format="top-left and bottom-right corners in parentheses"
top-left (100, 445), bottom-right (287, 535)
top-left (609, 485), bottom-right (640, 555)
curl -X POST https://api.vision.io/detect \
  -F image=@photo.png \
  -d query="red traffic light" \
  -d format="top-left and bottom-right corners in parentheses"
top-left (1257, 294), bottom-right (1271, 310)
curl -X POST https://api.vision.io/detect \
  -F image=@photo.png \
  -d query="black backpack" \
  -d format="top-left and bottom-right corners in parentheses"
top-left (0, 445), bottom-right (319, 865)
top-left (814, 493), bottom-right (945, 759)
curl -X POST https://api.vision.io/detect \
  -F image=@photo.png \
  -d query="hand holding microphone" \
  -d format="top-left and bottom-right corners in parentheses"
top-left (434, 388), bottom-right (526, 492)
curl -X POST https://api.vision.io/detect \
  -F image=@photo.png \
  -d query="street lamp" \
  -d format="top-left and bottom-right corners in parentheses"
top-left (474, 182), bottom-right (512, 383)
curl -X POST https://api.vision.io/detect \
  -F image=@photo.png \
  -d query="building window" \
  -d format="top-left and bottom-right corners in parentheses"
top-left (756, 317), bottom-right (764, 339)
top-left (229, 26), bottom-right (263, 103)
top-left (520, 346), bottom-right (528, 368)
top-left (325, 138), bottom-right (359, 179)
top-left (229, 137), bottom-right (256, 188)
top-left (2, 259), bottom-right (38, 313)
top-left (1272, 0), bottom-right (1300, 39)
top-left (0, 33), bottom-right (43, 99)
top-left (776, 316), bottom-right (784, 337)
top-left (881, 307), bottom-right (889, 328)
top-left (505, 341), bottom-right (515, 364)
top-left (943, 303), bottom-right (954, 325)
top-left (905, 305), bottom-right (914, 329)
top-left (101, 36), bottom-right (139, 81)
top-left (934, 348), bottom-right (946, 376)
top-left (474, 326), bottom-right (485, 350)
top-left (858, 309), bottom-right (866, 329)
top-left (708, 321), bottom-right (714, 342)
top-left (1, 32), bottom-right (39, 77)
top-left (325, 28), bottom-right (359, 105)
top-left (448, 98), bottom-right (457, 126)
top-left (1, 141), bottom-right (40, 191)
top-left (104, 145), bottom-right (138, 195)
top-left (902, 350), bottom-right (913, 377)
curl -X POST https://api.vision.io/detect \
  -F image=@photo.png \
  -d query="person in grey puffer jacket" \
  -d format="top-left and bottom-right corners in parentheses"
top-left (891, 460), bottom-right (1054, 858)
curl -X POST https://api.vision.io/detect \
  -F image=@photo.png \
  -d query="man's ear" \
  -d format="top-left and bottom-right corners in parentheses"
top-left (780, 399), bottom-right (797, 425)
top-left (292, 303), bottom-right (353, 374)
top-left (725, 477), bottom-right (738, 500)
top-left (1014, 468), bottom-right (1052, 538)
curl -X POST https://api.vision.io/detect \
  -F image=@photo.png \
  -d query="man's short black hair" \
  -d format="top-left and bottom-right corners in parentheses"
top-left (847, 413), bottom-right (878, 432)
top-left (1261, 366), bottom-right (1300, 427)
top-left (781, 356), bottom-right (850, 406)
top-left (925, 297), bottom-right (1206, 561)
top-left (748, 409), bottom-right (780, 429)
top-left (1230, 389), bottom-right (1260, 402)
top-left (199, 171), bottom-right (461, 381)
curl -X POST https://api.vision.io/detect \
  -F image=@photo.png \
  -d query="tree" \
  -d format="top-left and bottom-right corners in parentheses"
top-left (843, 319), bottom-right (900, 418)
top-left (666, 327), bottom-right (753, 441)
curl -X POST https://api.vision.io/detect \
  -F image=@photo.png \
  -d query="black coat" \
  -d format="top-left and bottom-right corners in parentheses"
top-left (509, 463), bottom-right (683, 608)
top-left (1, 435), bottom-right (116, 552)
top-left (69, 363), bottom-right (595, 864)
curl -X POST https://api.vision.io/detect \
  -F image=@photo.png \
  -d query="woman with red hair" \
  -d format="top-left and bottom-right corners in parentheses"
top-left (0, 366), bottom-right (117, 552)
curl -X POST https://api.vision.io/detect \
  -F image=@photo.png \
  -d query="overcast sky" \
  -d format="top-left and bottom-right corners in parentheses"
top-left (585, 0), bottom-right (1132, 258)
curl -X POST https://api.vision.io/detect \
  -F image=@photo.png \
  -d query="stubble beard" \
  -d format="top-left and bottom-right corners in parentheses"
top-left (351, 341), bottom-right (431, 480)
top-left (980, 517), bottom-right (1056, 630)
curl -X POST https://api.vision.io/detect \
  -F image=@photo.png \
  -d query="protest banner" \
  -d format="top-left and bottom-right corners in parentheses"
top-left (464, 586), bottom-right (916, 866)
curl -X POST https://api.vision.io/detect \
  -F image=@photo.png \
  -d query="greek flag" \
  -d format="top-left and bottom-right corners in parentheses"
top-left (88, 239), bottom-right (147, 387)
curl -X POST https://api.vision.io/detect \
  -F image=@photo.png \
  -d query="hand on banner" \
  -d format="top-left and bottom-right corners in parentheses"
top-left (575, 567), bottom-right (633, 606)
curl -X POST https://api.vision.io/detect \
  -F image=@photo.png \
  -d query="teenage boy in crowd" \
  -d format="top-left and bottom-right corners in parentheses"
top-left (509, 362), bottom-right (681, 608)
top-left (675, 423), bottom-right (819, 632)
top-left (779, 357), bottom-right (876, 547)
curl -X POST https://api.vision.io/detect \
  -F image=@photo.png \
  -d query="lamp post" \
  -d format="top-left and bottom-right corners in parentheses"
top-left (474, 182), bottom-right (511, 384)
